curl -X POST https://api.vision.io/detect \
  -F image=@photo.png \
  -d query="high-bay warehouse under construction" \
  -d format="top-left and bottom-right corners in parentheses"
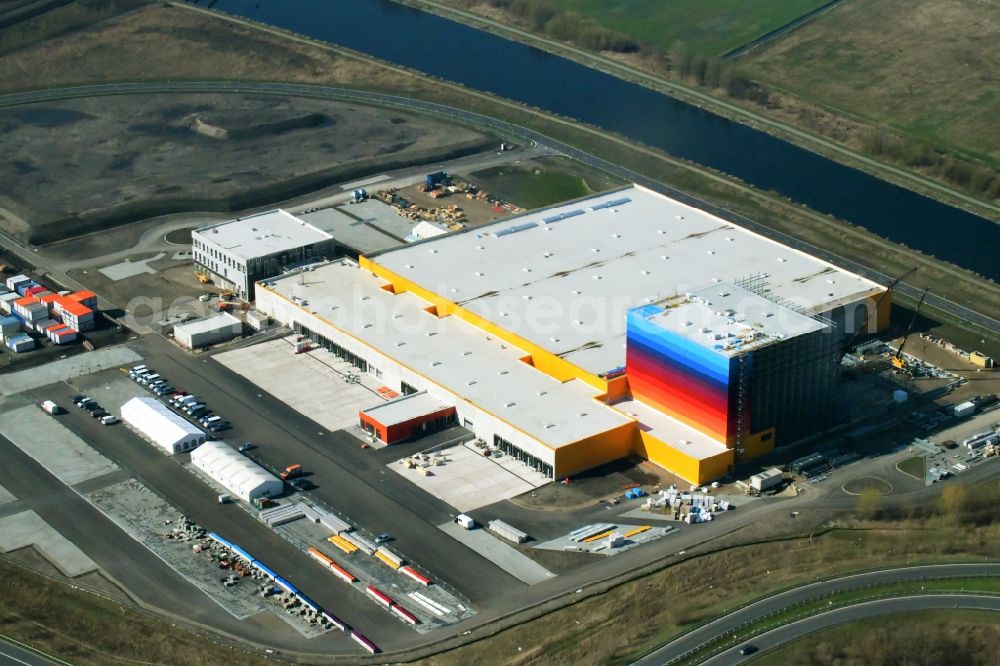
top-left (246, 185), bottom-right (888, 484)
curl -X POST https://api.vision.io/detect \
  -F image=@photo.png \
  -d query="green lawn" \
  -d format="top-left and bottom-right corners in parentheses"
top-left (744, 0), bottom-right (1000, 169)
top-left (898, 455), bottom-right (926, 480)
top-left (555, 0), bottom-right (829, 56)
top-left (468, 159), bottom-right (603, 209)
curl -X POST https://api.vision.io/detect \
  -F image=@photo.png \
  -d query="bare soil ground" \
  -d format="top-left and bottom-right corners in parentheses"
top-left (0, 93), bottom-right (492, 244)
top-left (743, 0), bottom-right (1000, 169)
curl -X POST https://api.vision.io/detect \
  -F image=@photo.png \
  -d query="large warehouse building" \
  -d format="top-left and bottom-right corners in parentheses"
top-left (121, 397), bottom-right (205, 454)
top-left (254, 185), bottom-right (888, 484)
top-left (191, 441), bottom-right (283, 502)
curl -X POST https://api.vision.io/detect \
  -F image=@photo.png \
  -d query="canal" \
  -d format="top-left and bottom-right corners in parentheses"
top-left (197, 0), bottom-right (1000, 282)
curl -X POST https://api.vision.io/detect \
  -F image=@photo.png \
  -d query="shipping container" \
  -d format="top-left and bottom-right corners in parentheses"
top-left (322, 611), bottom-right (349, 632)
top-left (350, 631), bottom-right (379, 654)
top-left (366, 585), bottom-right (393, 608)
top-left (391, 603), bottom-right (420, 625)
top-left (488, 519), bottom-right (529, 543)
top-left (399, 566), bottom-right (431, 586)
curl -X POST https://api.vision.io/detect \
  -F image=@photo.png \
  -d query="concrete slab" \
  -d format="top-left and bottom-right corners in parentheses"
top-left (98, 253), bottom-right (165, 280)
top-left (0, 345), bottom-right (142, 396)
top-left (0, 405), bottom-right (119, 486)
top-left (533, 523), bottom-right (675, 556)
top-left (214, 336), bottom-right (386, 433)
top-left (0, 510), bottom-right (98, 577)
top-left (389, 442), bottom-right (542, 512)
top-left (0, 481), bottom-right (14, 506)
top-left (438, 520), bottom-right (554, 585)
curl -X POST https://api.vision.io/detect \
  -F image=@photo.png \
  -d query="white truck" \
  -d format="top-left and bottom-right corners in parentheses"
top-left (41, 400), bottom-right (59, 415)
top-left (455, 514), bottom-right (476, 530)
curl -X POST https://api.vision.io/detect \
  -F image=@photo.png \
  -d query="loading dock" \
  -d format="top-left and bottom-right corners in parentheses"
top-left (359, 392), bottom-right (456, 444)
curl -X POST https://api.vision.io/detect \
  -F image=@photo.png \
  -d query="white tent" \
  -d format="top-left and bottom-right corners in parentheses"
top-left (121, 397), bottom-right (205, 454)
top-left (190, 441), bottom-right (283, 502)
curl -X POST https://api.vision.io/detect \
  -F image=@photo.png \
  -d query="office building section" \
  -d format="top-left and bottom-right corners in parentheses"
top-left (255, 185), bottom-right (888, 484)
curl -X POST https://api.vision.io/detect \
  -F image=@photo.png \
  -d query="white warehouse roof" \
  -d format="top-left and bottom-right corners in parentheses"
top-left (258, 260), bottom-right (633, 449)
top-left (369, 184), bottom-right (884, 376)
top-left (190, 441), bottom-right (283, 502)
top-left (193, 209), bottom-right (333, 260)
top-left (121, 397), bottom-right (205, 454)
top-left (174, 312), bottom-right (242, 338)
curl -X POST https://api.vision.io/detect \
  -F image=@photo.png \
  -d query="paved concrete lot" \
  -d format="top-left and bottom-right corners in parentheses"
top-left (0, 345), bottom-right (140, 396)
top-left (276, 514), bottom-right (475, 633)
top-left (438, 521), bottom-right (554, 585)
top-left (0, 405), bottom-right (118, 486)
top-left (214, 337), bottom-right (385, 434)
top-left (534, 524), bottom-right (675, 556)
top-left (390, 442), bottom-right (543, 512)
top-left (0, 482), bottom-right (14, 506)
top-left (0, 510), bottom-right (98, 577)
top-left (99, 252), bottom-right (164, 280)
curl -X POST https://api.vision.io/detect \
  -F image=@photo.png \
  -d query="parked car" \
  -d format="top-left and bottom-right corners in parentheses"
top-left (71, 394), bottom-right (85, 403)
top-left (237, 442), bottom-right (254, 453)
top-left (76, 397), bottom-right (94, 408)
top-left (279, 464), bottom-right (303, 480)
top-left (375, 533), bottom-right (391, 544)
top-left (91, 409), bottom-right (110, 419)
top-left (739, 645), bottom-right (758, 656)
top-left (289, 478), bottom-right (315, 491)
top-left (153, 385), bottom-right (174, 396)
top-left (207, 421), bottom-right (230, 432)
top-left (183, 402), bottom-right (206, 414)
top-left (83, 402), bottom-right (102, 412)
top-left (100, 415), bottom-right (119, 425)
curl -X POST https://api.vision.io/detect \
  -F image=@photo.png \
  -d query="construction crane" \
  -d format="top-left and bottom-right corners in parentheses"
top-left (843, 266), bottom-right (917, 352)
top-left (891, 287), bottom-right (929, 372)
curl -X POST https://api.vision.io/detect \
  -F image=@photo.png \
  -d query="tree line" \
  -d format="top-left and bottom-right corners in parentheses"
top-left (483, 0), bottom-right (639, 53)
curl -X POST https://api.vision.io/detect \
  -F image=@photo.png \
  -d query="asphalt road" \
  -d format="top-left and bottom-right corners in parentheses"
top-left (0, 82), bottom-right (996, 336)
top-left (633, 563), bottom-right (1000, 665)
top-left (0, 635), bottom-right (65, 666)
top-left (0, 433), bottom-right (303, 652)
top-left (704, 594), bottom-right (1000, 666)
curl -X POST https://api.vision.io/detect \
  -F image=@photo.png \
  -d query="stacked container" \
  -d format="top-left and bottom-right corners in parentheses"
top-left (13, 297), bottom-right (48, 323)
top-left (0, 315), bottom-right (21, 339)
top-left (5, 333), bottom-right (35, 352)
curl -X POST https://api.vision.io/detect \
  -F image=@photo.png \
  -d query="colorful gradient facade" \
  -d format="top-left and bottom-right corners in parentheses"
top-left (625, 306), bottom-right (745, 446)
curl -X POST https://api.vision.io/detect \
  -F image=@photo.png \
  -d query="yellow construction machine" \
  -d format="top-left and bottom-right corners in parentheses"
top-left (891, 288), bottom-right (929, 372)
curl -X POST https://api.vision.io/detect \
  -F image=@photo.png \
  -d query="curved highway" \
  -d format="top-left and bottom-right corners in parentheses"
top-left (0, 81), bottom-right (997, 335)
top-left (633, 563), bottom-right (1000, 665)
top-left (703, 594), bottom-right (1000, 665)
top-left (0, 634), bottom-right (67, 666)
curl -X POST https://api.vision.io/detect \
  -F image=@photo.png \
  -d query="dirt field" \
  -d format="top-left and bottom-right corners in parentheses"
top-left (744, 0), bottom-right (1000, 170)
top-left (0, 93), bottom-right (492, 244)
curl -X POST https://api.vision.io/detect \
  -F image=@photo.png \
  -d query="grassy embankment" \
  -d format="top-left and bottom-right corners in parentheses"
top-left (754, 609), bottom-right (1000, 666)
top-left (410, 0), bottom-right (1000, 217)
top-left (677, 577), bottom-right (1000, 665)
top-left (416, 480), bottom-right (1000, 665)
top-left (0, 558), bottom-right (269, 666)
top-left (2, 1), bottom-right (998, 344)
